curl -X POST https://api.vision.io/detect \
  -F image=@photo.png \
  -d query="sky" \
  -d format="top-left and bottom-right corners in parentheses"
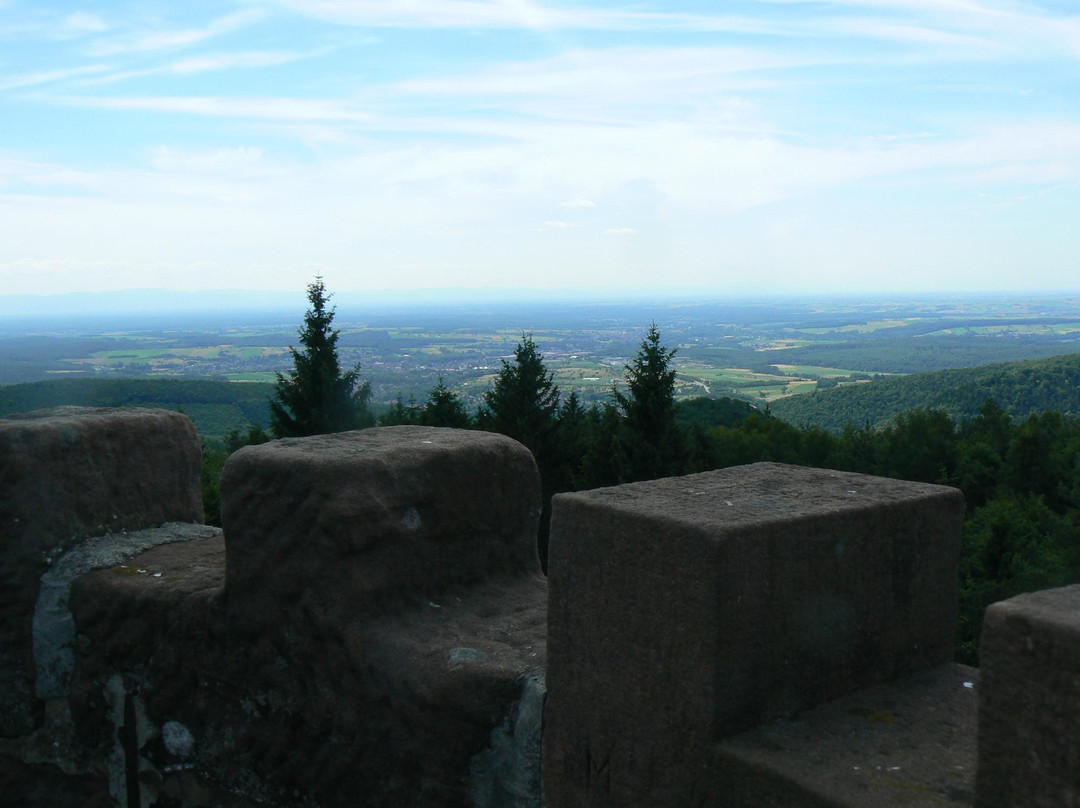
top-left (1, 0), bottom-right (1078, 299)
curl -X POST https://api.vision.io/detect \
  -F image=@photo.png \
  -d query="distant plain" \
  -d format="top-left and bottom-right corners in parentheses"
top-left (3, 293), bottom-right (1080, 417)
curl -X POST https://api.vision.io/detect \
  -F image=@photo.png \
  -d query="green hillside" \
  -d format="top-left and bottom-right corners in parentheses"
top-left (768, 352), bottom-right (1080, 432)
top-left (0, 378), bottom-right (274, 441)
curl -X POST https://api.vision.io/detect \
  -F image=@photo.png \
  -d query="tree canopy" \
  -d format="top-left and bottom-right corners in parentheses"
top-left (269, 277), bottom-right (373, 437)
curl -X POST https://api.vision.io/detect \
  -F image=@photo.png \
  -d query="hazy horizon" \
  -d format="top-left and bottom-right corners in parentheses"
top-left (4, 286), bottom-right (1080, 325)
top-left (3, 1), bottom-right (1078, 298)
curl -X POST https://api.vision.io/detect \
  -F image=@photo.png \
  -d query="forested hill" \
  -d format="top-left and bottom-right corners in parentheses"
top-left (768, 352), bottom-right (1080, 432)
top-left (0, 378), bottom-right (273, 441)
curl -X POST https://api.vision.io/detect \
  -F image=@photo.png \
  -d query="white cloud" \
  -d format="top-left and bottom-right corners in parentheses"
top-left (76, 50), bottom-right (316, 86)
top-left (55, 94), bottom-right (376, 122)
top-left (605, 227), bottom-right (637, 235)
top-left (560, 198), bottom-right (596, 208)
top-left (63, 12), bottom-right (108, 34)
top-left (0, 64), bottom-right (112, 92)
top-left (169, 50), bottom-right (311, 74)
top-left (396, 46), bottom-right (814, 99)
top-left (266, 0), bottom-right (786, 34)
top-left (147, 146), bottom-right (267, 175)
top-left (88, 9), bottom-right (265, 55)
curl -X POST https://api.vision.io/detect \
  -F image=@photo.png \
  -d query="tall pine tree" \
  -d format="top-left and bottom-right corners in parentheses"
top-left (478, 333), bottom-right (561, 568)
top-left (614, 322), bottom-right (683, 482)
top-left (270, 277), bottom-right (374, 437)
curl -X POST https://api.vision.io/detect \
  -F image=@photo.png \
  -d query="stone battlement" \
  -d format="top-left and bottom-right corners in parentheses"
top-left (1, 407), bottom-right (1077, 807)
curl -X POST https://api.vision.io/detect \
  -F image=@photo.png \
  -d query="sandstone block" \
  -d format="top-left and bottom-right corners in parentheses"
top-left (544, 462), bottom-right (964, 808)
top-left (976, 584), bottom-right (1080, 808)
top-left (0, 407), bottom-right (202, 736)
top-left (66, 528), bottom-right (547, 808)
top-left (220, 426), bottom-right (541, 623)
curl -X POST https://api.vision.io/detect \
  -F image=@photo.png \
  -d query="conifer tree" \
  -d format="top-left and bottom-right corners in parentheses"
top-left (420, 377), bottom-right (472, 428)
top-left (478, 333), bottom-right (561, 568)
top-left (614, 322), bottom-right (683, 481)
top-left (478, 334), bottom-right (561, 457)
top-left (270, 277), bottom-right (373, 437)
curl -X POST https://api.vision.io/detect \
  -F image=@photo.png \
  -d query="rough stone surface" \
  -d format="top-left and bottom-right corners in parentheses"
top-left (63, 532), bottom-right (547, 807)
top-left (1, 526), bottom-right (220, 808)
top-left (34, 523), bottom-right (220, 701)
top-left (544, 462), bottom-right (965, 808)
top-left (221, 425), bottom-right (542, 626)
top-left (471, 670), bottom-right (546, 808)
top-left (713, 664), bottom-right (978, 807)
top-left (0, 407), bottom-right (202, 738)
top-left (12, 427), bottom-right (549, 808)
top-left (976, 584), bottom-right (1080, 808)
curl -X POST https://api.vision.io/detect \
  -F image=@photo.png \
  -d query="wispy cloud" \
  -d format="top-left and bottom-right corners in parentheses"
top-left (395, 46), bottom-right (818, 101)
top-left (53, 94), bottom-right (376, 122)
top-left (266, 0), bottom-right (789, 34)
top-left (0, 64), bottom-right (112, 92)
top-left (88, 9), bottom-right (265, 56)
top-left (3, 1), bottom-right (1078, 295)
top-left (75, 50), bottom-right (317, 86)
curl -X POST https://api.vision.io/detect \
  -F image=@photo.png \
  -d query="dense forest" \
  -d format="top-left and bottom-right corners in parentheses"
top-left (770, 351), bottom-right (1080, 431)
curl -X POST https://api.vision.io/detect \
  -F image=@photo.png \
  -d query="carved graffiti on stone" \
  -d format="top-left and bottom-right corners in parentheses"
top-left (585, 746), bottom-right (611, 795)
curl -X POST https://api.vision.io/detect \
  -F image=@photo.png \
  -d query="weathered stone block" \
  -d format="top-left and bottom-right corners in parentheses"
top-left (66, 517), bottom-right (547, 806)
top-left (976, 584), bottom-right (1080, 808)
top-left (544, 462), bottom-right (964, 808)
top-left (0, 407), bottom-right (202, 737)
top-left (712, 664), bottom-right (978, 807)
top-left (220, 425), bottom-right (542, 622)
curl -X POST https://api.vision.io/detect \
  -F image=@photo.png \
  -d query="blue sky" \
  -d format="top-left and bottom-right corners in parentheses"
top-left (1, 0), bottom-right (1078, 297)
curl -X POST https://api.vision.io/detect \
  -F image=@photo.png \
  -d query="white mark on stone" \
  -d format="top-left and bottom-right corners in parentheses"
top-left (450, 647), bottom-right (490, 664)
top-left (963, 681), bottom-right (974, 689)
top-left (428, 600), bottom-right (442, 609)
top-left (162, 720), bottom-right (195, 759)
top-left (401, 507), bottom-right (422, 531)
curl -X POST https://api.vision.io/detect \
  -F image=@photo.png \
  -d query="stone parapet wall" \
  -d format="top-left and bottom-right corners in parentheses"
top-left (3, 407), bottom-right (1078, 808)
top-left (1, 408), bottom-right (203, 739)
top-left (1, 410), bottom-right (547, 808)
top-left (544, 462), bottom-right (966, 807)
top-left (220, 426), bottom-right (542, 625)
top-left (976, 584), bottom-right (1080, 808)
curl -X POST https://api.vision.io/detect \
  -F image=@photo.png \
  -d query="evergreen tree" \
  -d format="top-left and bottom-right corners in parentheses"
top-left (478, 334), bottom-right (561, 457)
top-left (270, 277), bottom-right (373, 437)
top-left (477, 334), bottom-right (561, 569)
top-left (378, 394), bottom-right (421, 426)
top-left (420, 377), bottom-right (472, 428)
top-left (614, 323), bottom-right (683, 481)
top-left (575, 401), bottom-right (623, 490)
